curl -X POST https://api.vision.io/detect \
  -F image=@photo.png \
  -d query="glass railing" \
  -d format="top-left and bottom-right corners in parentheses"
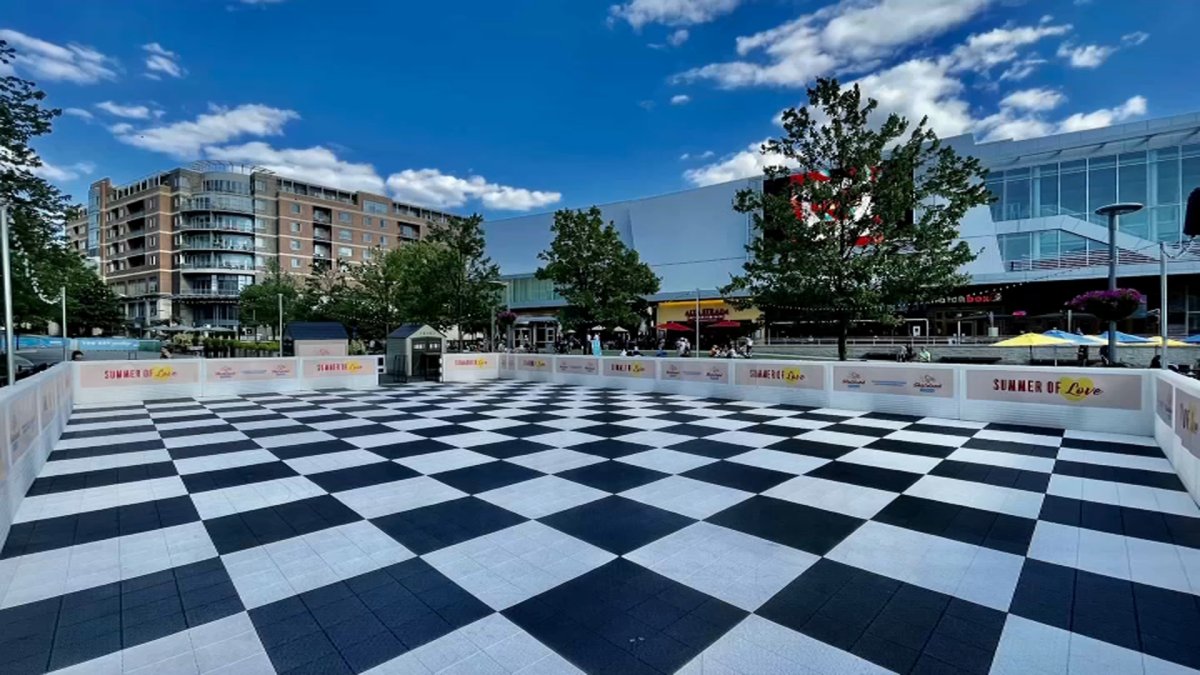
top-left (179, 240), bottom-right (255, 252)
top-left (175, 288), bottom-right (241, 297)
top-left (178, 219), bottom-right (254, 233)
top-left (181, 194), bottom-right (254, 214)
top-left (179, 260), bottom-right (254, 271)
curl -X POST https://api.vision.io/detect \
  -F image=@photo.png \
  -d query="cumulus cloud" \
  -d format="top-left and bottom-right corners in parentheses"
top-left (1056, 43), bottom-right (1115, 68)
top-left (1058, 95), bottom-right (1147, 133)
top-left (683, 139), bottom-right (797, 186)
top-left (999, 87), bottom-right (1065, 112)
top-left (63, 107), bottom-right (93, 120)
top-left (667, 29), bottom-right (690, 46)
top-left (112, 104), bottom-right (299, 157)
top-left (675, 0), bottom-right (989, 88)
top-left (670, 94), bottom-right (691, 105)
top-left (0, 29), bottom-right (117, 84)
top-left (609, 0), bottom-right (743, 29)
top-left (1121, 31), bottom-right (1149, 46)
top-left (142, 42), bottom-right (185, 79)
top-left (946, 20), bottom-right (1071, 75)
top-left (386, 169), bottom-right (561, 211)
top-left (31, 158), bottom-right (95, 182)
top-left (206, 142), bottom-right (386, 194)
top-left (95, 100), bottom-right (163, 120)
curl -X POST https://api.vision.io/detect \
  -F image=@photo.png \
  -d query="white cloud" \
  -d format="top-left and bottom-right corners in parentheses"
top-left (1057, 42), bottom-right (1115, 68)
top-left (667, 29), bottom-right (690, 47)
top-left (675, 0), bottom-right (989, 89)
top-left (998, 56), bottom-right (1045, 81)
top-left (851, 58), bottom-right (974, 136)
top-left (1058, 95), bottom-right (1147, 133)
top-left (108, 122), bottom-right (134, 134)
top-left (385, 169), bottom-right (561, 211)
top-left (609, 0), bottom-right (743, 29)
top-left (700, 149), bottom-right (714, 158)
top-left (63, 107), bottom-right (93, 120)
top-left (0, 29), bottom-right (117, 84)
top-left (999, 87), bottom-right (1065, 112)
top-left (205, 142), bottom-right (386, 194)
top-left (684, 139), bottom-right (797, 186)
top-left (679, 153), bottom-right (690, 160)
top-left (1121, 31), bottom-right (1149, 46)
top-left (670, 94), bottom-right (691, 105)
top-left (947, 21), bottom-right (1071, 75)
top-left (112, 104), bottom-right (299, 157)
top-left (32, 158), bottom-right (95, 182)
top-left (638, 100), bottom-right (656, 110)
top-left (142, 42), bottom-right (185, 79)
top-left (95, 100), bottom-right (162, 120)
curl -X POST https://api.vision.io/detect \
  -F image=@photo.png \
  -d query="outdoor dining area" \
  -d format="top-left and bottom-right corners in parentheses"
top-left (994, 329), bottom-right (1200, 369)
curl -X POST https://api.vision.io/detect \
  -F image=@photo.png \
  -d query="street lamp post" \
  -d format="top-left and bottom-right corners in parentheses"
top-left (0, 203), bottom-right (14, 386)
top-left (488, 280), bottom-right (507, 352)
top-left (1095, 202), bottom-right (1144, 367)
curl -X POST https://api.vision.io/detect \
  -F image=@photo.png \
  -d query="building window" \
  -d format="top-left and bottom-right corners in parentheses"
top-left (290, 240), bottom-right (301, 251)
top-left (338, 246), bottom-right (353, 259)
top-left (1088, 155), bottom-right (1117, 225)
top-left (254, 179), bottom-right (267, 192)
top-left (338, 211), bottom-right (352, 223)
top-left (379, 219), bottom-right (387, 229)
top-left (380, 235), bottom-right (388, 246)
top-left (362, 250), bottom-right (372, 261)
top-left (364, 216), bottom-right (373, 227)
top-left (364, 200), bottom-right (388, 215)
top-left (254, 198), bottom-right (269, 212)
top-left (338, 229), bottom-right (352, 242)
top-left (290, 258), bottom-right (300, 269)
top-left (289, 221), bottom-right (300, 233)
top-left (363, 233), bottom-right (373, 243)
top-left (290, 203), bottom-right (301, 214)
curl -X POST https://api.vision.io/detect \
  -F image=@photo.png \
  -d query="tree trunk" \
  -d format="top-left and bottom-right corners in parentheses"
top-left (837, 318), bottom-right (850, 361)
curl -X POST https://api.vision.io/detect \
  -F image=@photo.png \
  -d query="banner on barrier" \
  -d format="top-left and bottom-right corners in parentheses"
top-left (605, 359), bottom-right (653, 378)
top-left (302, 357), bottom-right (378, 378)
top-left (734, 363), bottom-right (824, 390)
top-left (964, 369), bottom-right (1142, 410)
top-left (1175, 386), bottom-right (1200, 458)
top-left (557, 358), bottom-right (599, 375)
top-left (517, 356), bottom-right (551, 372)
top-left (1157, 377), bottom-right (1173, 425)
top-left (77, 362), bottom-right (200, 388)
top-left (7, 388), bottom-right (38, 462)
top-left (447, 355), bottom-right (496, 370)
top-left (834, 365), bottom-right (954, 398)
top-left (661, 360), bottom-right (729, 384)
top-left (207, 359), bottom-right (298, 382)
top-left (39, 379), bottom-right (57, 429)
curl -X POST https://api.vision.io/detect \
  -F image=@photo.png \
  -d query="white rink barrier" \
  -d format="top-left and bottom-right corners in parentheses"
top-left (0, 364), bottom-right (73, 550)
top-left (71, 356), bottom-right (384, 404)
top-left (441, 354), bottom-right (500, 383)
top-left (1152, 371), bottom-right (1200, 504)
top-left (499, 354), bottom-right (1153, 435)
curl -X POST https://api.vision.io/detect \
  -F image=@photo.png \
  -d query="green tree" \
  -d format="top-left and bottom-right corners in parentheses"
top-left (426, 214), bottom-right (502, 344)
top-left (238, 259), bottom-right (300, 339)
top-left (1, 39), bottom-right (87, 332)
top-left (723, 78), bottom-right (989, 360)
top-left (64, 257), bottom-right (122, 336)
top-left (536, 207), bottom-right (660, 332)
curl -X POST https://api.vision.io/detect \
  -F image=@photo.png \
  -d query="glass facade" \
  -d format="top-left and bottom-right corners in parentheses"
top-left (507, 276), bottom-right (562, 306)
top-left (996, 230), bottom-right (1106, 266)
top-left (986, 143), bottom-right (1200, 241)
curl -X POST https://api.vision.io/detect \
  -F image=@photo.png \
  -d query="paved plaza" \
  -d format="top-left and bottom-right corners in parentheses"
top-left (0, 380), bottom-right (1198, 674)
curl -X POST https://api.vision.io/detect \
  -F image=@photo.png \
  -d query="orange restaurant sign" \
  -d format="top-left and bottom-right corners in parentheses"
top-left (78, 362), bottom-right (200, 388)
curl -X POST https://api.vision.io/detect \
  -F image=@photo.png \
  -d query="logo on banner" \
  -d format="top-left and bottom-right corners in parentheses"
top-left (748, 367), bottom-right (805, 384)
top-left (841, 371), bottom-right (866, 388)
top-left (214, 366), bottom-right (237, 380)
top-left (1055, 377), bottom-right (1102, 402)
top-left (611, 362), bottom-right (646, 374)
top-left (453, 358), bottom-right (489, 367)
top-left (991, 376), bottom-right (1104, 403)
top-left (272, 364), bottom-right (293, 377)
top-left (317, 361), bottom-right (364, 373)
top-left (665, 364), bottom-right (681, 378)
top-left (913, 374), bottom-right (944, 393)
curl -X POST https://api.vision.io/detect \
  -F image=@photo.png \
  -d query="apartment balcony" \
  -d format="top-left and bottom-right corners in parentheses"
top-left (178, 215), bottom-right (255, 234)
top-left (179, 262), bottom-right (255, 272)
top-left (174, 288), bottom-right (242, 301)
top-left (180, 193), bottom-right (254, 215)
top-left (313, 212), bottom-right (332, 225)
top-left (179, 239), bottom-right (255, 253)
top-left (313, 226), bottom-right (332, 241)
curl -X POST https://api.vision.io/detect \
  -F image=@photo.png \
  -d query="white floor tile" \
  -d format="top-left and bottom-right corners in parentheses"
top-left (620, 476), bottom-right (752, 520)
top-left (764, 475), bottom-right (897, 519)
top-left (478, 475), bottom-right (606, 519)
top-left (727, 448), bottom-right (828, 475)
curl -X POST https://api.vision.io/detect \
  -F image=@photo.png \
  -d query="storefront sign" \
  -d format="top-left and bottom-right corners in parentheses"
top-left (605, 359), bottom-right (654, 378)
top-left (1175, 386), bottom-right (1200, 458)
top-left (8, 390), bottom-right (38, 462)
top-left (517, 356), bottom-right (551, 372)
top-left (964, 369), bottom-right (1142, 410)
top-left (207, 359), bottom-right (297, 382)
top-left (734, 363), bottom-right (824, 389)
top-left (661, 360), bottom-right (729, 384)
top-left (78, 362), bottom-right (200, 388)
top-left (833, 365), bottom-right (953, 398)
top-left (657, 299), bottom-right (762, 324)
top-left (302, 357), bottom-right (377, 378)
top-left (1157, 377), bottom-right (1173, 425)
top-left (557, 357), bottom-right (599, 375)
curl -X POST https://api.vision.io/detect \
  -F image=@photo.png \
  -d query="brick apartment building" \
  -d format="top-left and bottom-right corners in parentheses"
top-left (66, 163), bottom-right (453, 333)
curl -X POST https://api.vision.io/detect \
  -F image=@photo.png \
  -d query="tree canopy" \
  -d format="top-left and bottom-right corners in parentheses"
top-left (1, 39), bottom-right (116, 336)
top-left (723, 78), bottom-right (990, 359)
top-left (426, 214), bottom-right (503, 338)
top-left (238, 259), bottom-right (301, 338)
top-left (536, 207), bottom-right (660, 332)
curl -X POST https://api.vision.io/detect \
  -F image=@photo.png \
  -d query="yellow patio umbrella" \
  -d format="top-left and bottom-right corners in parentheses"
top-left (992, 332), bottom-right (1073, 363)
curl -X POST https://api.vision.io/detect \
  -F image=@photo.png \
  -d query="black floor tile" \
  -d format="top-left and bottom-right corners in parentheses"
top-left (962, 437), bottom-right (1058, 459)
top-left (432, 461), bottom-right (543, 494)
top-left (558, 461), bottom-right (668, 493)
top-left (707, 496), bottom-right (863, 555)
top-left (158, 423), bottom-right (238, 439)
top-left (203, 495), bottom-right (361, 554)
top-left (681, 461), bottom-right (794, 493)
top-left (540, 496), bottom-right (695, 555)
top-left (823, 423), bottom-right (894, 438)
top-left (58, 423), bottom-right (157, 440)
top-left (50, 439), bottom-right (165, 462)
top-left (371, 497), bottom-right (526, 554)
top-left (866, 437), bottom-right (957, 459)
top-left (570, 438), bottom-right (656, 459)
top-left (1058, 437), bottom-right (1165, 458)
top-left (268, 439), bottom-right (359, 461)
top-left (307, 462), bottom-right (420, 493)
top-left (504, 559), bottom-right (744, 675)
top-left (765, 438), bottom-right (853, 460)
top-left (905, 423), bottom-right (978, 437)
top-left (181, 460), bottom-right (298, 493)
top-left (805, 460), bottom-right (923, 492)
top-left (1053, 460), bottom-right (1185, 491)
top-left (370, 438), bottom-right (457, 460)
top-left (166, 439), bottom-right (263, 461)
top-left (873, 495), bottom-right (1035, 556)
top-left (985, 422), bottom-right (1064, 436)
top-left (929, 459), bottom-right (1051, 493)
top-left (670, 439), bottom-right (755, 460)
top-left (25, 461), bottom-right (178, 497)
top-left (1, 496), bottom-right (200, 559)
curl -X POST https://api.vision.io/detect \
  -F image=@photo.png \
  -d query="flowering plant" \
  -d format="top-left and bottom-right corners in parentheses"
top-left (1067, 288), bottom-right (1144, 321)
top-left (496, 310), bottom-right (518, 327)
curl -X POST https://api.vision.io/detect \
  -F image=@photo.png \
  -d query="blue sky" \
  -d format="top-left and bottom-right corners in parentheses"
top-left (2, 0), bottom-right (1195, 217)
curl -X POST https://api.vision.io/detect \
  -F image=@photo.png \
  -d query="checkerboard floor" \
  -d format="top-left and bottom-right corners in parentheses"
top-left (2, 381), bottom-right (1199, 674)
